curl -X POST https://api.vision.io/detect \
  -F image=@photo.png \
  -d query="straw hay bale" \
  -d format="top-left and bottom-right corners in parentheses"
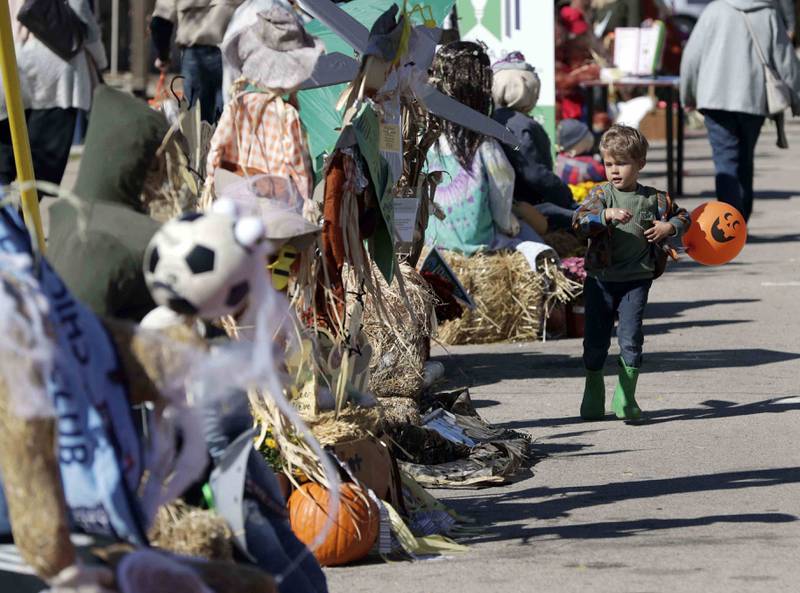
top-left (303, 405), bottom-right (384, 446)
top-left (436, 250), bottom-right (545, 345)
top-left (150, 502), bottom-right (234, 562)
top-left (378, 397), bottom-right (422, 428)
top-left (360, 263), bottom-right (434, 399)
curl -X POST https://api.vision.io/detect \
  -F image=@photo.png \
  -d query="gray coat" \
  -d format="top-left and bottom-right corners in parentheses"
top-left (680, 0), bottom-right (800, 116)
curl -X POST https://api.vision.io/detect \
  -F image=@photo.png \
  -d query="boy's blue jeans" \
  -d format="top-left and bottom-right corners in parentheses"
top-left (701, 109), bottom-right (765, 222)
top-left (583, 276), bottom-right (652, 371)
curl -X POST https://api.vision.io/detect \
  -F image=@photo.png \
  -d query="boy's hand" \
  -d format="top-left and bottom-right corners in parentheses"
top-left (644, 221), bottom-right (676, 243)
top-left (605, 208), bottom-right (633, 224)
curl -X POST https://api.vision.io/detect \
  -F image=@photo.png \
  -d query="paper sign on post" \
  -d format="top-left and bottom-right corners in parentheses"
top-left (379, 122), bottom-right (401, 153)
top-left (379, 96), bottom-right (403, 182)
top-left (393, 197), bottom-right (419, 243)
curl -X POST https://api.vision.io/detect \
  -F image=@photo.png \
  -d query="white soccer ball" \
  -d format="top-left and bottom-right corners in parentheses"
top-left (143, 211), bottom-right (264, 320)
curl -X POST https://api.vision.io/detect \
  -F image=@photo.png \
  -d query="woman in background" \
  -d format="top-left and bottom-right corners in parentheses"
top-left (0, 0), bottom-right (106, 188)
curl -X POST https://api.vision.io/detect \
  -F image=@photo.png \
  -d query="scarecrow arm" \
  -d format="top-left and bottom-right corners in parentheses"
top-left (507, 121), bottom-right (573, 208)
top-left (298, 0), bottom-right (521, 147)
top-left (204, 102), bottom-right (238, 191)
top-left (0, 377), bottom-right (76, 579)
top-left (483, 141), bottom-right (519, 236)
top-left (296, 0), bottom-right (369, 53)
top-left (104, 318), bottom-right (208, 406)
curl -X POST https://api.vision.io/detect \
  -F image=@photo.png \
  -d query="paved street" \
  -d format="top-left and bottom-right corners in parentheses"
top-left (327, 119), bottom-right (800, 592)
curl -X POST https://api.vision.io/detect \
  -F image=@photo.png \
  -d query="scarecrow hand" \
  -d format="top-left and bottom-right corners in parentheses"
top-left (46, 563), bottom-right (116, 593)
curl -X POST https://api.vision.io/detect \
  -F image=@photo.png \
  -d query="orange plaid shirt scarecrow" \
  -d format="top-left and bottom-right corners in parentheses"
top-left (205, 91), bottom-right (314, 201)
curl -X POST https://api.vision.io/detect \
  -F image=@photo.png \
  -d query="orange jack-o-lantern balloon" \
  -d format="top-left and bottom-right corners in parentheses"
top-left (682, 201), bottom-right (747, 266)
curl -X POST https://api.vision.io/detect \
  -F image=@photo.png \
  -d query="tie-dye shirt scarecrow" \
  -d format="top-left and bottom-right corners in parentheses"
top-left (425, 137), bottom-right (516, 255)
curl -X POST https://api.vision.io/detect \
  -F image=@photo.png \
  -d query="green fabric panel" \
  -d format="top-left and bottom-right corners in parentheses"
top-left (73, 86), bottom-right (169, 210)
top-left (299, 85), bottom-right (348, 168)
top-left (47, 200), bottom-right (159, 322)
top-left (353, 105), bottom-right (394, 283)
top-left (299, 0), bottom-right (456, 168)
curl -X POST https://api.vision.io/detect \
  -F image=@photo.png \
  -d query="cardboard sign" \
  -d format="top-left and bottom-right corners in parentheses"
top-left (330, 437), bottom-right (403, 512)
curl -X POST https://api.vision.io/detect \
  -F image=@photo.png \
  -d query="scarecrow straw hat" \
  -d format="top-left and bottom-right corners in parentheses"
top-left (223, 6), bottom-right (325, 92)
top-left (214, 170), bottom-right (320, 248)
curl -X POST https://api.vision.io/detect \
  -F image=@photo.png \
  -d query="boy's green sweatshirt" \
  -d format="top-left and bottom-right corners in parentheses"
top-left (596, 184), bottom-right (660, 282)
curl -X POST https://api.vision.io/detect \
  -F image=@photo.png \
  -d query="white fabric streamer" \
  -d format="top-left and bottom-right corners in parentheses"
top-left (186, 243), bottom-right (341, 586)
top-left (0, 253), bottom-right (56, 418)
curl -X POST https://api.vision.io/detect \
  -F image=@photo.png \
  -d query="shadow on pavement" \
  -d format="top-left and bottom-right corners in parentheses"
top-left (443, 467), bottom-right (800, 543)
top-left (499, 396), bottom-right (800, 430)
top-left (747, 232), bottom-right (800, 244)
top-left (482, 513), bottom-right (797, 544)
top-left (438, 348), bottom-right (800, 385)
top-left (646, 298), bottom-right (758, 318)
top-left (645, 318), bottom-right (752, 335)
top-left (689, 190), bottom-right (799, 200)
top-left (666, 258), bottom-right (747, 272)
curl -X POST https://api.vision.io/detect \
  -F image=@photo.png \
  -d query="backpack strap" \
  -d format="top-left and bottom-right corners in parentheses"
top-left (656, 190), bottom-right (671, 221)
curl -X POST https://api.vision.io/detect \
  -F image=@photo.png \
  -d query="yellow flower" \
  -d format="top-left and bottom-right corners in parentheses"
top-left (265, 438), bottom-right (278, 449)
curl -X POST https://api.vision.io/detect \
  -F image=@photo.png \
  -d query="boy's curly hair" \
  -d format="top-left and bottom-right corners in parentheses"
top-left (599, 124), bottom-right (650, 163)
top-left (429, 41), bottom-right (492, 170)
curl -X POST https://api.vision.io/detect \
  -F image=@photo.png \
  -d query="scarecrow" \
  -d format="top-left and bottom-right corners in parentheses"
top-left (142, 204), bottom-right (331, 593)
top-left (0, 207), bottom-right (277, 593)
top-left (203, 6), bottom-right (323, 214)
top-left (491, 51), bottom-right (577, 232)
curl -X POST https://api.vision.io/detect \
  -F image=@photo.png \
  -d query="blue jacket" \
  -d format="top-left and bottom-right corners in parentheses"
top-left (492, 107), bottom-right (574, 209)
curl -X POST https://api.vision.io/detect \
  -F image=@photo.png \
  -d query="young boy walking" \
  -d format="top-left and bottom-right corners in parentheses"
top-left (573, 125), bottom-right (691, 421)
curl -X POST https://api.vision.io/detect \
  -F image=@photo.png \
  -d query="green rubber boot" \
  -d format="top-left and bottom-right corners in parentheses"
top-left (612, 358), bottom-right (642, 420)
top-left (580, 369), bottom-right (606, 420)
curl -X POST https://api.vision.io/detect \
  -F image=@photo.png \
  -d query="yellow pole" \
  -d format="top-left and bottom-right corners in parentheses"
top-left (0, 1), bottom-right (46, 255)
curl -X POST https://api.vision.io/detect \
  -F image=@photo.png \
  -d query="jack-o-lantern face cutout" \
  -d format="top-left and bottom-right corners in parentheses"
top-left (682, 201), bottom-right (747, 266)
top-left (710, 212), bottom-right (742, 243)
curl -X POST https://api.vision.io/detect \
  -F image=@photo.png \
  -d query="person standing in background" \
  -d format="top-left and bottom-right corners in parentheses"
top-left (0, 0), bottom-right (106, 188)
top-left (150, 0), bottom-right (245, 124)
top-left (680, 0), bottom-right (800, 222)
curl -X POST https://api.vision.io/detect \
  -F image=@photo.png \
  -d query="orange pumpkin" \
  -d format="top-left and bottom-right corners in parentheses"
top-left (288, 482), bottom-right (379, 566)
top-left (682, 201), bottom-right (747, 266)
